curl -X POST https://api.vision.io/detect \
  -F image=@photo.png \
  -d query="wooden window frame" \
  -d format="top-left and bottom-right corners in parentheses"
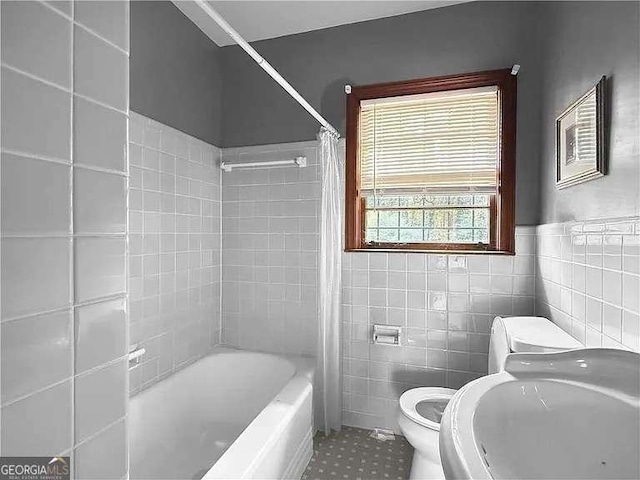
top-left (345, 68), bottom-right (517, 254)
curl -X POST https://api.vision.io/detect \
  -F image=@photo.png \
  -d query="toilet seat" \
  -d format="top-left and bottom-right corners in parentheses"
top-left (399, 387), bottom-right (457, 431)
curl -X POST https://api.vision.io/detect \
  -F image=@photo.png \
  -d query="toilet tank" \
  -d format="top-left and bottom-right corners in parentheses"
top-left (488, 316), bottom-right (583, 374)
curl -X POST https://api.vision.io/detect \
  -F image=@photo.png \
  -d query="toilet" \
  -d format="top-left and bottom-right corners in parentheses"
top-left (397, 316), bottom-right (583, 480)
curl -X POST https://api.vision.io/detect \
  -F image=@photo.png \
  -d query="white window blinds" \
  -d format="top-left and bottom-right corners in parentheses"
top-left (359, 86), bottom-right (500, 194)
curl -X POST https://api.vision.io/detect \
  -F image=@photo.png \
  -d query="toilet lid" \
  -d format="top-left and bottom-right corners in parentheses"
top-left (399, 387), bottom-right (457, 431)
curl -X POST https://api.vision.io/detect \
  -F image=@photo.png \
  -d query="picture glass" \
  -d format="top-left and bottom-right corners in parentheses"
top-left (557, 90), bottom-right (597, 183)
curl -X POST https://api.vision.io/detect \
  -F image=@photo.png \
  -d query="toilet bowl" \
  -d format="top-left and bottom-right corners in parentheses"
top-left (397, 316), bottom-right (584, 479)
top-left (397, 387), bottom-right (456, 480)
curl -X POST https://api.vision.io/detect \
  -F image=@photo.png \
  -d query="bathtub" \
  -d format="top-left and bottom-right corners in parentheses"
top-left (130, 347), bottom-right (314, 480)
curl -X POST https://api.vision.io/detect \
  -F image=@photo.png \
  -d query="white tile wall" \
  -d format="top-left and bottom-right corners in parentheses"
top-left (1, 1), bottom-right (72, 87)
top-left (74, 96), bottom-right (128, 171)
top-left (220, 141), bottom-right (320, 356)
top-left (1, 152), bottom-right (71, 234)
top-left (74, 359), bottom-right (127, 444)
top-left (536, 217), bottom-right (640, 352)
top-left (45, 0), bottom-right (72, 16)
top-left (73, 25), bottom-right (128, 111)
top-left (341, 227), bottom-right (537, 431)
top-left (1, 237), bottom-right (71, 318)
top-left (73, 418), bottom-right (127, 480)
top-left (218, 140), bottom-right (538, 433)
top-left (1, 380), bottom-right (73, 456)
top-left (0, 1), bottom-right (129, 476)
top-left (74, 168), bottom-right (127, 234)
top-left (74, 0), bottom-right (129, 51)
top-left (128, 112), bottom-right (222, 395)
top-left (75, 298), bottom-right (127, 374)
top-left (75, 237), bottom-right (126, 302)
top-left (1, 310), bottom-right (72, 405)
top-left (1, 65), bottom-right (72, 159)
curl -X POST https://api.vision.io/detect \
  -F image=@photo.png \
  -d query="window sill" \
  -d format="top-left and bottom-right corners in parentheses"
top-left (344, 248), bottom-right (515, 255)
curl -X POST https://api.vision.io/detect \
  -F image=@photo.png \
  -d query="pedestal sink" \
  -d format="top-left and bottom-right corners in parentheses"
top-left (440, 348), bottom-right (640, 480)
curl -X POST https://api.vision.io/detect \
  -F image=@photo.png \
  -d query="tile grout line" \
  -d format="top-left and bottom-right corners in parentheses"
top-left (69, 0), bottom-right (77, 465)
top-left (0, 62), bottom-right (71, 93)
top-left (539, 300), bottom-right (634, 350)
top-left (537, 271), bottom-right (639, 313)
top-left (0, 148), bottom-right (71, 167)
top-left (73, 20), bottom-right (129, 57)
top-left (1, 354), bottom-right (128, 410)
top-left (1, 293), bottom-right (127, 325)
top-left (123, 4), bottom-right (132, 477)
top-left (537, 253), bottom-right (640, 278)
top-left (218, 146), bottom-right (224, 346)
top-left (0, 0), bottom-right (3, 458)
top-left (74, 91), bottom-right (128, 116)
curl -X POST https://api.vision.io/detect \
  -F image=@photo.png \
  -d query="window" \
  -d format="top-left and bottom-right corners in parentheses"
top-left (345, 69), bottom-right (517, 254)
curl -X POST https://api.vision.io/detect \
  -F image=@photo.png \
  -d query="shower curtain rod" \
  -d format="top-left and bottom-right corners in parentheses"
top-left (193, 0), bottom-right (340, 137)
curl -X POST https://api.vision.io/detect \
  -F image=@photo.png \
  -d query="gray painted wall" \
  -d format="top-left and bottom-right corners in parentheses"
top-left (129, 1), bottom-right (638, 224)
top-left (538, 1), bottom-right (640, 224)
top-left (219, 1), bottom-right (544, 225)
top-left (130, 1), bottom-right (223, 146)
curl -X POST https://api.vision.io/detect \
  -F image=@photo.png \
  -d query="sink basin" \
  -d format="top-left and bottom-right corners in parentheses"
top-left (440, 348), bottom-right (640, 479)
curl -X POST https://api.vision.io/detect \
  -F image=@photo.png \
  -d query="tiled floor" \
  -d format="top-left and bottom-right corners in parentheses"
top-left (302, 426), bottom-right (413, 480)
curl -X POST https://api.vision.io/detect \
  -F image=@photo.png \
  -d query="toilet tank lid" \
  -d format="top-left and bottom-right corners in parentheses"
top-left (501, 316), bottom-right (583, 353)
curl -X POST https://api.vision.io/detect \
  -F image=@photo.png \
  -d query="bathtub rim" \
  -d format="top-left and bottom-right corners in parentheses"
top-left (202, 347), bottom-right (315, 479)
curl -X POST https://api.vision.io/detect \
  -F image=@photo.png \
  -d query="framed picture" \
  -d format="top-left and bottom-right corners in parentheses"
top-left (556, 76), bottom-right (607, 189)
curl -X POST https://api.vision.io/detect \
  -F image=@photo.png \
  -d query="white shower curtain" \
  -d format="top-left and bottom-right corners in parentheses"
top-left (317, 127), bottom-right (342, 434)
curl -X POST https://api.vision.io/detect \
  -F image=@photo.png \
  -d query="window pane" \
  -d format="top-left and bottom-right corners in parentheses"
top-left (363, 194), bottom-right (491, 246)
top-left (424, 195), bottom-right (450, 207)
top-left (474, 229), bottom-right (489, 243)
top-left (451, 229), bottom-right (474, 242)
top-left (427, 229), bottom-right (449, 242)
top-left (400, 210), bottom-right (423, 228)
top-left (366, 210), bottom-right (379, 228)
top-left (399, 195), bottom-right (425, 208)
top-left (449, 195), bottom-right (474, 206)
top-left (424, 210), bottom-right (450, 229)
top-left (452, 210), bottom-right (473, 228)
top-left (365, 196), bottom-right (400, 208)
top-left (474, 209), bottom-right (489, 228)
top-left (378, 211), bottom-right (399, 227)
top-left (378, 229), bottom-right (399, 242)
top-left (376, 196), bottom-right (399, 208)
top-left (473, 195), bottom-right (490, 206)
top-left (399, 229), bottom-right (423, 242)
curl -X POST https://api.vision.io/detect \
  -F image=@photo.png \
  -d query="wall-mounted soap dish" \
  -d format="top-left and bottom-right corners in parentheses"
top-left (373, 325), bottom-right (401, 346)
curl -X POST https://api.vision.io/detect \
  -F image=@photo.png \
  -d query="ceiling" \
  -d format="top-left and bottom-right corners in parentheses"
top-left (174, 1), bottom-right (470, 47)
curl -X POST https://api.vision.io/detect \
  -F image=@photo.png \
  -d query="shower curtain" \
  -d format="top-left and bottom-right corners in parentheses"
top-left (317, 127), bottom-right (342, 434)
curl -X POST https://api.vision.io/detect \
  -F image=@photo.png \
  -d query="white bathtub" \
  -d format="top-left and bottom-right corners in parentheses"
top-left (130, 347), bottom-right (314, 480)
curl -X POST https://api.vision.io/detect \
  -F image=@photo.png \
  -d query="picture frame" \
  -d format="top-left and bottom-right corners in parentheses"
top-left (555, 76), bottom-right (607, 189)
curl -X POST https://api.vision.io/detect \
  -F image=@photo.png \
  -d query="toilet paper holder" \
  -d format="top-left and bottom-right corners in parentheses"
top-left (373, 325), bottom-right (401, 346)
